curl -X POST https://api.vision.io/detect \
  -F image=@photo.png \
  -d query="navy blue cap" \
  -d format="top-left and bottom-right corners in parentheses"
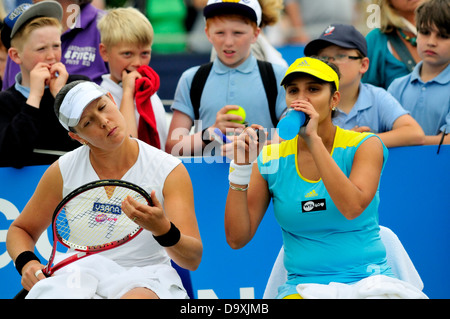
top-left (304, 24), bottom-right (368, 57)
top-left (1, 1), bottom-right (62, 49)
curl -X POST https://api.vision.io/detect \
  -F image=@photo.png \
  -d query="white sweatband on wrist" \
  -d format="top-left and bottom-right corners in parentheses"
top-left (229, 160), bottom-right (252, 185)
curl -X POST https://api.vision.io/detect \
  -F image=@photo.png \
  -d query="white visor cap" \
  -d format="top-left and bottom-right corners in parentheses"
top-left (58, 82), bottom-right (109, 131)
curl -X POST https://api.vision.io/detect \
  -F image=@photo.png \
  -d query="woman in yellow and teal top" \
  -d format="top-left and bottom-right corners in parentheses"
top-left (224, 57), bottom-right (395, 299)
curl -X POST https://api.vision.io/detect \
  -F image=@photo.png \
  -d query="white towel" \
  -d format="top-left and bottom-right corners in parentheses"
top-left (26, 254), bottom-right (188, 299)
top-left (263, 226), bottom-right (425, 299)
top-left (296, 275), bottom-right (428, 299)
top-left (379, 226), bottom-right (423, 290)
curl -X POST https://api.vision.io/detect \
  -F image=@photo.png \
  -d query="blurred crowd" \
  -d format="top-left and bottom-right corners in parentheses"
top-left (1, 0), bottom-right (376, 55)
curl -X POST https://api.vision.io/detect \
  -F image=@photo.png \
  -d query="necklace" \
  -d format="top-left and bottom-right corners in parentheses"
top-left (398, 29), bottom-right (417, 47)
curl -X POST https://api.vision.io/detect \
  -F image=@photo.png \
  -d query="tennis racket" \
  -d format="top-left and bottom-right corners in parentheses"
top-left (15, 179), bottom-right (152, 298)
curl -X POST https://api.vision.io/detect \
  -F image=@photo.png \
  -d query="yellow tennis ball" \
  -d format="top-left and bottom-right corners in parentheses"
top-left (227, 106), bottom-right (246, 123)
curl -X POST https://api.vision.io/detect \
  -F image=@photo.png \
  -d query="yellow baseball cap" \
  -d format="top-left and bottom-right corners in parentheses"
top-left (280, 57), bottom-right (339, 91)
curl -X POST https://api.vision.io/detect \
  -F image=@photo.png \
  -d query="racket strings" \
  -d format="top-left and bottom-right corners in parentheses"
top-left (55, 186), bottom-right (145, 250)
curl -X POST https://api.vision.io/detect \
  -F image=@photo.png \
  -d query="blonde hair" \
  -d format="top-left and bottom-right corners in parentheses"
top-left (98, 7), bottom-right (154, 48)
top-left (377, 0), bottom-right (426, 33)
top-left (0, 1), bottom-right (6, 20)
top-left (259, 0), bottom-right (284, 28)
top-left (10, 17), bottom-right (62, 51)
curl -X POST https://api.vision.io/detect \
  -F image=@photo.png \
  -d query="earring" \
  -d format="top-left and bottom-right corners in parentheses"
top-left (331, 107), bottom-right (336, 111)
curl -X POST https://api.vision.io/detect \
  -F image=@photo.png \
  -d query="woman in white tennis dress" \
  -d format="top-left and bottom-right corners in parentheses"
top-left (7, 81), bottom-right (202, 299)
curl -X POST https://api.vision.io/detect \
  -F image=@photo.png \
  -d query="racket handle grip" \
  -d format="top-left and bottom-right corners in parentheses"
top-left (254, 128), bottom-right (267, 145)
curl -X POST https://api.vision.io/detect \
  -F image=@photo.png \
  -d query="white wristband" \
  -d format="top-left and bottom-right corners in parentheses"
top-left (229, 160), bottom-right (252, 185)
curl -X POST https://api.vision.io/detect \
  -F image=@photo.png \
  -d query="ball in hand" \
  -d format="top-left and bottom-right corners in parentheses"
top-left (226, 106), bottom-right (246, 124)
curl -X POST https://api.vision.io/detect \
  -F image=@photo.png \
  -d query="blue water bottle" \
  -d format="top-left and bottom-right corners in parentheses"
top-left (276, 109), bottom-right (308, 140)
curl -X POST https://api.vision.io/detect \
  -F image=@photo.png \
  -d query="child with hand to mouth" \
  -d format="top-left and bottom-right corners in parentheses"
top-left (98, 7), bottom-right (168, 150)
top-left (0, 1), bottom-right (89, 167)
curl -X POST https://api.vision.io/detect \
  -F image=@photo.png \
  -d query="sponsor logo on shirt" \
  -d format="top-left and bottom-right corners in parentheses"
top-left (305, 189), bottom-right (318, 198)
top-left (64, 45), bottom-right (97, 67)
top-left (301, 199), bottom-right (326, 213)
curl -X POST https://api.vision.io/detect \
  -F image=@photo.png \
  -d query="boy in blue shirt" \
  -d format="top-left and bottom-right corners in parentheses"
top-left (304, 24), bottom-right (424, 148)
top-left (388, 0), bottom-right (449, 146)
top-left (166, 0), bottom-right (287, 156)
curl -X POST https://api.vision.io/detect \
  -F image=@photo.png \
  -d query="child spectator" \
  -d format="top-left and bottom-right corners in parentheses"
top-left (304, 24), bottom-right (425, 148)
top-left (97, 7), bottom-right (167, 150)
top-left (388, 0), bottom-right (449, 146)
top-left (0, 1), bottom-right (89, 168)
top-left (2, 0), bottom-right (108, 90)
top-left (210, 0), bottom-right (288, 67)
top-left (166, 0), bottom-right (287, 156)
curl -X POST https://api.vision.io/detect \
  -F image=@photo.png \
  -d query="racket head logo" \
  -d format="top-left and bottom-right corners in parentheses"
top-left (95, 213), bottom-right (107, 223)
top-left (93, 202), bottom-right (122, 215)
top-left (94, 213), bottom-right (118, 223)
top-left (47, 181), bottom-right (149, 276)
